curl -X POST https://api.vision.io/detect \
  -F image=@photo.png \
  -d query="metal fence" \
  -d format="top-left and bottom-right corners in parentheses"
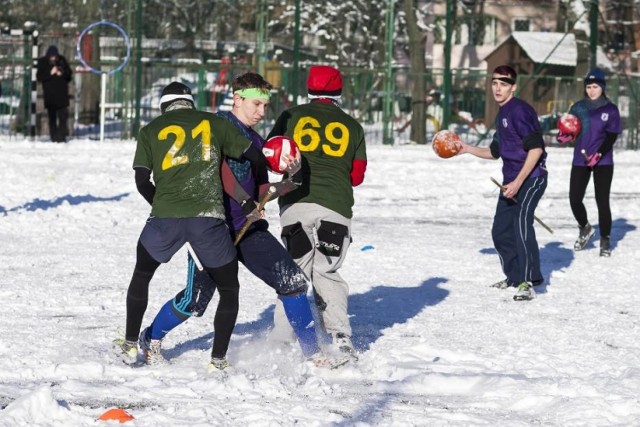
top-left (380, 68), bottom-right (639, 149)
top-left (0, 34), bottom-right (30, 137)
top-left (1, 33), bottom-right (638, 149)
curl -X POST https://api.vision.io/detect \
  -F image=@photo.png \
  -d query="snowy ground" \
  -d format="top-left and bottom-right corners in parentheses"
top-left (0, 137), bottom-right (639, 426)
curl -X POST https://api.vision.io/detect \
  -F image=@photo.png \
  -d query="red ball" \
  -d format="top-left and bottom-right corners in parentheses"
top-left (557, 114), bottom-right (581, 136)
top-left (262, 136), bottom-right (301, 174)
top-left (432, 130), bottom-right (461, 158)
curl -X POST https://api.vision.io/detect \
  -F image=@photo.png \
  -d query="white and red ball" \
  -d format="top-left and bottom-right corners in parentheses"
top-left (557, 113), bottom-right (581, 136)
top-left (262, 136), bottom-right (301, 174)
top-left (432, 130), bottom-right (461, 159)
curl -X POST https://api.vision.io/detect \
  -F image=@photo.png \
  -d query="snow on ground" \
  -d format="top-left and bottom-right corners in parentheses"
top-left (0, 137), bottom-right (639, 426)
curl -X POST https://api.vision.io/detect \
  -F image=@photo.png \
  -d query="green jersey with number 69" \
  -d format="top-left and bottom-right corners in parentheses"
top-left (133, 109), bottom-right (251, 218)
top-left (269, 101), bottom-right (367, 218)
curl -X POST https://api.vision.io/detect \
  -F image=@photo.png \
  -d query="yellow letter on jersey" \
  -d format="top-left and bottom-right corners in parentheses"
top-left (159, 125), bottom-right (189, 170)
top-left (293, 116), bottom-right (321, 152)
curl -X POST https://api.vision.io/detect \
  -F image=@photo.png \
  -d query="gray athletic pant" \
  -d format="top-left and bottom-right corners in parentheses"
top-left (273, 202), bottom-right (352, 340)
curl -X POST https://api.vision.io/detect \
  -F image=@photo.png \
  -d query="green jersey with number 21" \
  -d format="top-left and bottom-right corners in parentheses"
top-left (133, 109), bottom-right (251, 218)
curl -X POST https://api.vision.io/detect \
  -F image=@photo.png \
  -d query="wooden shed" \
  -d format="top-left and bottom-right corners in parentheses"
top-left (482, 32), bottom-right (579, 122)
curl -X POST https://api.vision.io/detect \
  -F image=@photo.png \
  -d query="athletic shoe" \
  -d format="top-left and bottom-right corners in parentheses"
top-left (208, 357), bottom-right (230, 372)
top-left (513, 282), bottom-right (535, 301)
top-left (307, 352), bottom-right (351, 369)
top-left (600, 236), bottom-right (611, 257)
top-left (333, 333), bottom-right (359, 361)
top-left (113, 338), bottom-right (138, 364)
top-left (490, 279), bottom-right (511, 289)
top-left (138, 328), bottom-right (166, 366)
top-left (574, 223), bottom-right (595, 251)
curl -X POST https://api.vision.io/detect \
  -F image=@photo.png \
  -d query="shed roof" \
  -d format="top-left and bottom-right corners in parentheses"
top-left (485, 32), bottom-right (577, 67)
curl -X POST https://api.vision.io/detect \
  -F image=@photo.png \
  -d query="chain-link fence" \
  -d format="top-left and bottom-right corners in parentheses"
top-left (0, 33), bottom-right (31, 137)
top-left (1, 32), bottom-right (639, 149)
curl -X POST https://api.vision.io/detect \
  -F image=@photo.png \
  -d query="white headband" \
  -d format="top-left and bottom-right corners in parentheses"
top-left (307, 94), bottom-right (341, 100)
top-left (159, 93), bottom-right (194, 106)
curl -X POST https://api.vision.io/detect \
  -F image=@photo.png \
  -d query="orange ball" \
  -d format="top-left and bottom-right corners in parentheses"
top-left (432, 130), bottom-right (461, 158)
top-left (97, 408), bottom-right (135, 423)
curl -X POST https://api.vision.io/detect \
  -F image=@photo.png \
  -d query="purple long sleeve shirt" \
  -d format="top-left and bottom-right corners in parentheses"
top-left (217, 111), bottom-right (267, 231)
top-left (490, 97), bottom-right (547, 183)
top-left (569, 99), bottom-right (621, 167)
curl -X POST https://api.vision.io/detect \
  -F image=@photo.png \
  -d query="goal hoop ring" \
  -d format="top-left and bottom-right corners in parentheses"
top-left (76, 20), bottom-right (130, 75)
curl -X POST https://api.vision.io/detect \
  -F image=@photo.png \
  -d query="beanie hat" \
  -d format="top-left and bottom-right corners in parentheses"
top-left (584, 68), bottom-right (606, 91)
top-left (46, 45), bottom-right (59, 57)
top-left (160, 82), bottom-right (194, 112)
top-left (307, 66), bottom-right (343, 97)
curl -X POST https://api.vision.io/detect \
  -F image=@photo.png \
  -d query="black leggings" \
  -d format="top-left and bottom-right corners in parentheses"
top-left (126, 240), bottom-right (240, 359)
top-left (205, 260), bottom-right (240, 359)
top-left (125, 241), bottom-right (161, 341)
top-left (569, 165), bottom-right (614, 237)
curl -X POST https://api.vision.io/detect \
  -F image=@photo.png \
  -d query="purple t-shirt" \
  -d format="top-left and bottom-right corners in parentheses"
top-left (491, 97), bottom-right (547, 183)
top-left (217, 112), bottom-right (265, 231)
top-left (569, 99), bottom-right (621, 167)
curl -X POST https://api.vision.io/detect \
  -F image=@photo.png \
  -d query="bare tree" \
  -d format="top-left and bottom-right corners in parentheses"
top-left (401, 0), bottom-right (427, 144)
top-left (273, 1), bottom-right (388, 67)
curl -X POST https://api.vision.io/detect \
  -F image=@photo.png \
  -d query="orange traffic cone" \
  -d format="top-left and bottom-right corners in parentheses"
top-left (97, 408), bottom-right (135, 423)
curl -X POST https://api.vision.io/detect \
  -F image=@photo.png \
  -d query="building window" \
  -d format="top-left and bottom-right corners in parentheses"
top-left (513, 18), bottom-right (530, 32)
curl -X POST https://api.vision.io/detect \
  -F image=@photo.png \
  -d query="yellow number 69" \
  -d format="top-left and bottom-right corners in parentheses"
top-left (293, 116), bottom-right (349, 158)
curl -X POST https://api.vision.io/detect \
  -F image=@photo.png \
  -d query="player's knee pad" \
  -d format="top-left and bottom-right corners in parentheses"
top-left (281, 222), bottom-right (313, 259)
top-left (316, 220), bottom-right (349, 257)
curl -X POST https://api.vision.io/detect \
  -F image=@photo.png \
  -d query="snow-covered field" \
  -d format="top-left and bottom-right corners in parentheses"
top-left (1, 137), bottom-right (639, 426)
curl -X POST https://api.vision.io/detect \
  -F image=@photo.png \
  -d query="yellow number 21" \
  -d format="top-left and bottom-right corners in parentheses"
top-left (159, 120), bottom-right (211, 170)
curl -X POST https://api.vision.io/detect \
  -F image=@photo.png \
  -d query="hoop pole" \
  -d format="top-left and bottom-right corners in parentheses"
top-left (76, 20), bottom-right (130, 75)
top-left (30, 30), bottom-right (39, 141)
top-left (76, 20), bottom-right (130, 142)
top-left (100, 73), bottom-right (107, 143)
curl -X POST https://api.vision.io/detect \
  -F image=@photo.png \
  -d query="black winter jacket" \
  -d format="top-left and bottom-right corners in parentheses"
top-left (36, 55), bottom-right (72, 109)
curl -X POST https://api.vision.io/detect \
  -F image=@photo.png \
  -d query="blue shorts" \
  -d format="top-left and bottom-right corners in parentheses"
top-left (139, 216), bottom-right (236, 268)
top-left (172, 228), bottom-right (308, 317)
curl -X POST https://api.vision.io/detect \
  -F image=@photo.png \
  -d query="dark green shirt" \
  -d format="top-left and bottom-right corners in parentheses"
top-left (269, 101), bottom-right (367, 219)
top-left (133, 109), bottom-right (251, 218)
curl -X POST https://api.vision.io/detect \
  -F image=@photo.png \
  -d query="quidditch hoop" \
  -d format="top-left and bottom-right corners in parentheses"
top-left (76, 20), bottom-right (130, 75)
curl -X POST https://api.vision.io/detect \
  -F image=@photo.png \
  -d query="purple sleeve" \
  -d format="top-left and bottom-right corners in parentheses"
top-left (604, 104), bottom-right (622, 134)
top-left (512, 104), bottom-right (541, 140)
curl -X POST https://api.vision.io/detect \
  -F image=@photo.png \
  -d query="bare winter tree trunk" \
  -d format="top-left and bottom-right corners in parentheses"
top-left (78, 0), bottom-right (100, 125)
top-left (402, 0), bottom-right (427, 144)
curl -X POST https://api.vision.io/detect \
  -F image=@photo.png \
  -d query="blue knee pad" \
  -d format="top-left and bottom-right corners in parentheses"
top-left (281, 292), bottom-right (319, 357)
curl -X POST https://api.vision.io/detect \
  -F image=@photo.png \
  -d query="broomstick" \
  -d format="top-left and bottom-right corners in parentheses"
top-left (234, 185), bottom-right (277, 245)
top-left (490, 177), bottom-right (554, 234)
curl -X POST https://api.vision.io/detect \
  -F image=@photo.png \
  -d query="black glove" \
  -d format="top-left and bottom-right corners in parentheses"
top-left (271, 177), bottom-right (299, 197)
top-left (284, 156), bottom-right (301, 175)
top-left (239, 198), bottom-right (261, 223)
top-left (290, 169), bottom-right (303, 186)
